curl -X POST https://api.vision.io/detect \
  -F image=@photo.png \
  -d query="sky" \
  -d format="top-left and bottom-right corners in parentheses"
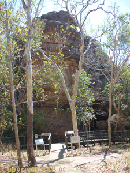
top-left (42, 0), bottom-right (130, 14)
top-left (86, 0), bottom-right (130, 30)
top-left (14, 0), bottom-right (129, 32)
top-left (40, 0), bottom-right (130, 36)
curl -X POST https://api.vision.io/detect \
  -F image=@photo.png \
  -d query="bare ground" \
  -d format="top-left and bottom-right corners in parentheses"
top-left (0, 143), bottom-right (130, 173)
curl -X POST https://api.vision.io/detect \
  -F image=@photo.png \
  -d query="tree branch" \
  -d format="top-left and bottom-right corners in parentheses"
top-left (63, 0), bottom-right (79, 27)
top-left (100, 69), bottom-right (110, 83)
top-left (38, 48), bottom-right (72, 104)
top-left (113, 53), bottom-right (130, 86)
top-left (34, 0), bottom-right (42, 19)
top-left (81, 0), bottom-right (114, 28)
top-left (84, 38), bottom-right (92, 55)
top-left (82, 5), bottom-right (103, 28)
top-left (72, 37), bottom-right (92, 105)
top-left (113, 99), bottom-right (118, 112)
top-left (23, 0), bottom-right (42, 59)
top-left (21, 0), bottom-right (28, 12)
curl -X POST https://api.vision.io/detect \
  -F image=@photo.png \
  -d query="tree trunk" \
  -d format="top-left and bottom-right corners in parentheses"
top-left (6, 3), bottom-right (23, 167)
top-left (10, 73), bottom-right (23, 167)
top-left (70, 103), bottom-right (78, 136)
top-left (26, 0), bottom-right (36, 167)
top-left (21, 0), bottom-right (36, 166)
top-left (129, 128), bottom-right (130, 144)
top-left (26, 57), bottom-right (36, 166)
top-left (0, 123), bottom-right (3, 154)
top-left (88, 118), bottom-right (90, 137)
top-left (69, 28), bottom-right (84, 136)
top-left (108, 59), bottom-right (113, 148)
top-left (108, 89), bottom-right (112, 148)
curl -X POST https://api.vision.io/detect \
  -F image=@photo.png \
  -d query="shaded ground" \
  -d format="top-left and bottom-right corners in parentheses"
top-left (0, 143), bottom-right (130, 173)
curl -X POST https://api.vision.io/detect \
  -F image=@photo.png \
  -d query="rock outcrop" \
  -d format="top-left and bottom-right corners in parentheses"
top-left (37, 11), bottom-right (110, 129)
top-left (15, 11), bottom-right (110, 141)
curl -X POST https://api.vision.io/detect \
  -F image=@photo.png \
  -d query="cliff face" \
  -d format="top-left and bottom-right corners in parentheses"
top-left (30, 11), bottom-right (111, 139)
top-left (39, 12), bottom-right (110, 91)
top-left (84, 42), bottom-right (110, 122)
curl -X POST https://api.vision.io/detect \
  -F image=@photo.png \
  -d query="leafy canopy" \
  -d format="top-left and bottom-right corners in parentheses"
top-left (76, 69), bottom-right (95, 123)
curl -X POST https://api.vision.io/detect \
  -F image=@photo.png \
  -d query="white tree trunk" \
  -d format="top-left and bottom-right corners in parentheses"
top-left (6, 3), bottom-right (23, 167)
top-left (26, 57), bottom-right (36, 166)
top-left (70, 103), bottom-right (78, 136)
top-left (21, 0), bottom-right (36, 166)
top-left (108, 58), bottom-right (113, 148)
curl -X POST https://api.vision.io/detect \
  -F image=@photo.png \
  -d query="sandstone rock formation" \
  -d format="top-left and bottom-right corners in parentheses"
top-left (32, 10), bottom-right (111, 138)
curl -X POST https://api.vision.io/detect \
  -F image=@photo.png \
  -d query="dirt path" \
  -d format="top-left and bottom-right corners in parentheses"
top-left (0, 143), bottom-right (130, 173)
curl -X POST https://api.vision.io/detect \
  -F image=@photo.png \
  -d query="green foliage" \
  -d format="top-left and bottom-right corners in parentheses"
top-left (32, 18), bottom-right (45, 51)
top-left (76, 69), bottom-right (95, 123)
top-left (103, 65), bottom-right (130, 117)
top-left (17, 108), bottom-right (51, 136)
top-left (0, 1), bottom-right (28, 133)
top-left (32, 58), bottom-right (62, 100)
top-left (0, 2), bottom-right (11, 131)
top-left (0, 1), bottom-right (50, 134)
top-left (17, 109), bottom-right (27, 136)
top-left (103, 10), bottom-right (130, 57)
top-left (33, 109), bottom-right (51, 131)
top-left (120, 65), bottom-right (130, 82)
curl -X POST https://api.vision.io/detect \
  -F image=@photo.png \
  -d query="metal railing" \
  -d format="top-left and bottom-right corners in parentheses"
top-left (1, 130), bottom-right (130, 151)
top-left (79, 130), bottom-right (130, 146)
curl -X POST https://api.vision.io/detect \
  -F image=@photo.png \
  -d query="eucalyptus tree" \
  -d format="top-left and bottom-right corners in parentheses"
top-left (100, 5), bottom-right (130, 147)
top-left (21, 0), bottom-right (43, 166)
top-left (0, 0), bottom-right (24, 167)
top-left (103, 65), bottom-right (130, 142)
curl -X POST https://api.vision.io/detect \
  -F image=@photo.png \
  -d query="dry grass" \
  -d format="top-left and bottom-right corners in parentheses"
top-left (0, 144), bottom-right (50, 172)
top-left (0, 143), bottom-right (130, 173)
top-left (71, 144), bottom-right (130, 173)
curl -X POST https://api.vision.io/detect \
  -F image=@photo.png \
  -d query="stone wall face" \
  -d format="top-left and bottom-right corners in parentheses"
top-left (34, 107), bottom-right (72, 142)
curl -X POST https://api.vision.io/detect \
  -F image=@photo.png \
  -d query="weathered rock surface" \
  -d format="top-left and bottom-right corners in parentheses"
top-left (96, 120), bottom-right (108, 130)
top-left (35, 10), bottom-right (110, 134)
